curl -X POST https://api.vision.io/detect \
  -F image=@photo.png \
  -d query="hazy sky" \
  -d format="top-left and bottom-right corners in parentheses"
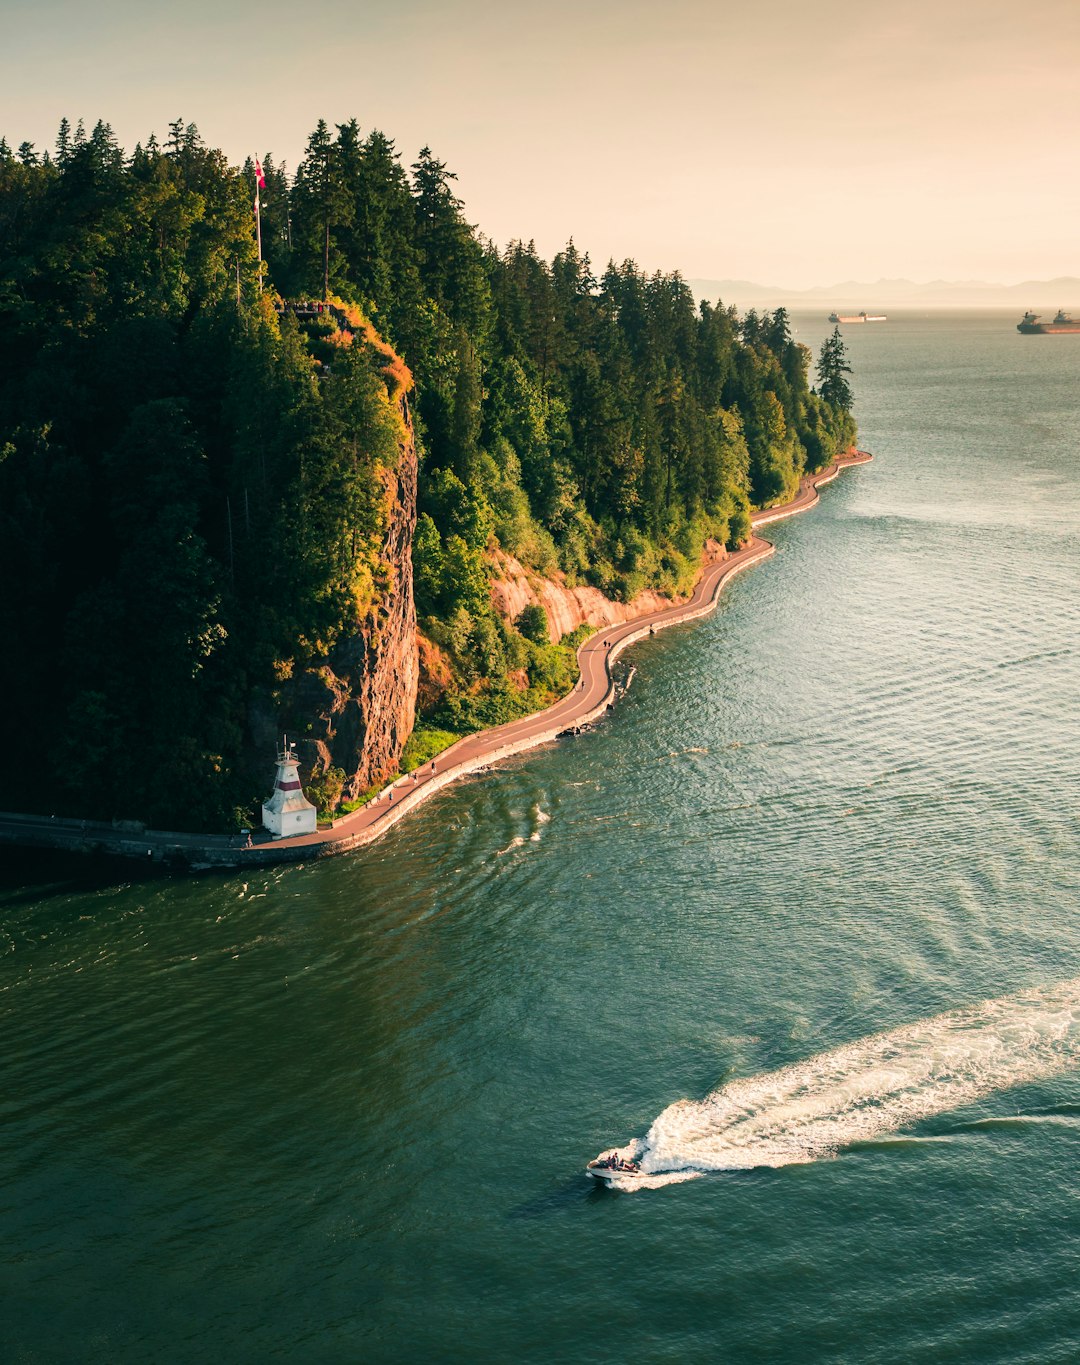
top-left (3, 0), bottom-right (1079, 286)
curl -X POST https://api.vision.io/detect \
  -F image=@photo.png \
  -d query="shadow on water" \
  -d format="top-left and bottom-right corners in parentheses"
top-left (508, 1167), bottom-right (777, 1219)
top-left (508, 1175), bottom-right (612, 1219)
top-left (0, 846), bottom-right (174, 902)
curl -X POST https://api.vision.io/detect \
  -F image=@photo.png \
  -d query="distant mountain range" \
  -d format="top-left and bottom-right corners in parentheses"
top-left (686, 276), bottom-right (1080, 310)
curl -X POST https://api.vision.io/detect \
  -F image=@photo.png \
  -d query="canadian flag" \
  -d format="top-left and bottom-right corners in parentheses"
top-left (255, 157), bottom-right (266, 190)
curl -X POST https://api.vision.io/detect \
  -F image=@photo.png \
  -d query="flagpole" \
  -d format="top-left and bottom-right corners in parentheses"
top-left (254, 155), bottom-right (265, 294)
top-left (255, 187), bottom-right (263, 292)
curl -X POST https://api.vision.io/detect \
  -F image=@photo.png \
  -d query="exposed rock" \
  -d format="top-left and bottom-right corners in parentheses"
top-left (489, 541), bottom-right (728, 642)
top-left (416, 631), bottom-right (454, 714)
top-left (268, 384), bottom-right (419, 803)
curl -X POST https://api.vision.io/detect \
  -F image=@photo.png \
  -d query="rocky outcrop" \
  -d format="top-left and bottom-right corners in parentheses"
top-left (416, 631), bottom-right (454, 714)
top-left (489, 541), bottom-right (729, 642)
top-left (280, 388), bottom-right (419, 803)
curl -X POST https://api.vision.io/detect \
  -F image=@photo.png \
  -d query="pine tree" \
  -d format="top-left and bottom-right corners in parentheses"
top-left (817, 326), bottom-right (853, 412)
top-left (55, 118), bottom-right (72, 168)
top-left (294, 119), bottom-right (353, 299)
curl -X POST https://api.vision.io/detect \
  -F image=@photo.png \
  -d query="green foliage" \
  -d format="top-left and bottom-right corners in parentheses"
top-left (338, 785), bottom-right (381, 814)
top-left (561, 623), bottom-right (597, 649)
top-left (817, 326), bottom-right (854, 414)
top-left (0, 111), bottom-right (854, 830)
top-left (305, 765), bottom-right (346, 818)
top-left (515, 603), bottom-right (550, 644)
top-left (0, 121), bottom-right (408, 828)
top-left (727, 506), bottom-right (752, 549)
top-left (435, 679), bottom-right (532, 733)
top-left (400, 726), bottom-right (459, 772)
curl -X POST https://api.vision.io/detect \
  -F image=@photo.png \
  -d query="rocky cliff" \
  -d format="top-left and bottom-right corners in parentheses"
top-left (488, 542), bottom-right (730, 642)
top-left (257, 329), bottom-right (419, 805)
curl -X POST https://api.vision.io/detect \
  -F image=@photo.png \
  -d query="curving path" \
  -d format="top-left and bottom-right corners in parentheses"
top-left (0, 452), bottom-right (871, 868)
top-left (229, 449), bottom-right (873, 864)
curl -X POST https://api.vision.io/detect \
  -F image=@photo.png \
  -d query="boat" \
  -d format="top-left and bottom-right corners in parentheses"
top-left (828, 312), bottom-right (887, 324)
top-left (586, 1147), bottom-right (646, 1183)
top-left (1017, 310), bottom-right (1080, 334)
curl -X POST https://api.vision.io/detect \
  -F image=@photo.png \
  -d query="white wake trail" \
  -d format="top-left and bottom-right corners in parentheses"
top-left (621, 978), bottom-right (1080, 1189)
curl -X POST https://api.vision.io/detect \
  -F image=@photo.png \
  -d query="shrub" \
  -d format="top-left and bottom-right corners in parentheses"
top-left (304, 765), bottom-right (345, 818)
top-left (515, 603), bottom-right (550, 644)
top-left (727, 507), bottom-right (752, 549)
top-left (400, 727), bottom-right (460, 772)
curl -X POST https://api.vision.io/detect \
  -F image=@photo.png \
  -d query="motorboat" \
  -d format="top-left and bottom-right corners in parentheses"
top-left (586, 1147), bottom-right (646, 1183)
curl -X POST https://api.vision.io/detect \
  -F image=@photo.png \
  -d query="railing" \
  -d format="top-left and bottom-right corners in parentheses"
top-left (274, 301), bottom-right (350, 327)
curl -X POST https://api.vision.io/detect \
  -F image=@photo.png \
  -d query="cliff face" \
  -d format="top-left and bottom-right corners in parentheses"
top-left (488, 542), bottom-right (729, 641)
top-left (272, 389), bottom-right (419, 803)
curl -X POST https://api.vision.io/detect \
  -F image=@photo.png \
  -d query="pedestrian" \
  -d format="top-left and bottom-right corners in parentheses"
top-left (431, 761), bottom-right (436, 774)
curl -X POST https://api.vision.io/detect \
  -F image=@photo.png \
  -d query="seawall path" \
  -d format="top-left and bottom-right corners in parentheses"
top-left (0, 452), bottom-right (872, 870)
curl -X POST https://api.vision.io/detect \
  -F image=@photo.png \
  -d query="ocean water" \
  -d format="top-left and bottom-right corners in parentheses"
top-left (3, 312), bottom-right (1080, 1363)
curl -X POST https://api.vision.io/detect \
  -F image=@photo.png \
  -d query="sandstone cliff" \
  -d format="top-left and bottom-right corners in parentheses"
top-left (488, 541), bottom-right (729, 642)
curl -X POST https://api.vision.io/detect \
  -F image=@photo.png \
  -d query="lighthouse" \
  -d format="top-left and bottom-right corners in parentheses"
top-left (261, 737), bottom-right (318, 838)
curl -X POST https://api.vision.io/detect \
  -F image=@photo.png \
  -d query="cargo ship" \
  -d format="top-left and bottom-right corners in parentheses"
top-left (1016, 310), bottom-right (1080, 334)
top-left (828, 312), bottom-right (887, 324)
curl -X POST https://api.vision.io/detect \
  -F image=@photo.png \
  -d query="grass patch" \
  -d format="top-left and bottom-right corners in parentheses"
top-left (337, 784), bottom-right (382, 816)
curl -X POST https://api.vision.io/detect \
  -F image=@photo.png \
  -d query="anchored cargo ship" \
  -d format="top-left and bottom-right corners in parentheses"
top-left (828, 311), bottom-right (887, 324)
top-left (1016, 310), bottom-right (1080, 334)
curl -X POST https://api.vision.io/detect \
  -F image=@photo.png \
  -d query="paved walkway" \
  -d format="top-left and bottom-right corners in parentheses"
top-left (0, 452), bottom-right (871, 868)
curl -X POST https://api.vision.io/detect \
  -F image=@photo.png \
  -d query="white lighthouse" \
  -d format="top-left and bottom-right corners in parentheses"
top-left (261, 737), bottom-right (318, 838)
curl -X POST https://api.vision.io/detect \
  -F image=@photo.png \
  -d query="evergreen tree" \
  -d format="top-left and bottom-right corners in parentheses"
top-left (293, 119), bottom-right (354, 298)
top-left (0, 109), bottom-right (854, 825)
top-left (817, 325), bottom-right (853, 412)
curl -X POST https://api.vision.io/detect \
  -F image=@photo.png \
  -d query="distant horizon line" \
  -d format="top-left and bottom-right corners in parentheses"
top-left (686, 273), bottom-right (1080, 292)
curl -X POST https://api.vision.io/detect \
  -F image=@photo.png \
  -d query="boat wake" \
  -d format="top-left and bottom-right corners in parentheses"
top-left (609, 979), bottom-right (1080, 1190)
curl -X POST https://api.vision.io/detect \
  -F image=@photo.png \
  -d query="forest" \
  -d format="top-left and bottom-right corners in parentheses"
top-left (0, 118), bottom-right (856, 829)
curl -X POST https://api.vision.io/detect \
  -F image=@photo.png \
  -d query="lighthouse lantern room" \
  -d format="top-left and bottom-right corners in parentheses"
top-left (262, 737), bottom-right (318, 838)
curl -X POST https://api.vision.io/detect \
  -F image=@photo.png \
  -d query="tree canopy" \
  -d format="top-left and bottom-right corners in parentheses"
top-left (0, 117), bottom-right (856, 829)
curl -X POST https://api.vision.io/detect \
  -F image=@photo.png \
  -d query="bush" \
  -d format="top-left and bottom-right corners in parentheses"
top-left (434, 679), bottom-right (532, 733)
top-left (338, 785), bottom-right (381, 814)
top-left (561, 624), bottom-right (596, 649)
top-left (515, 603), bottom-right (550, 644)
top-left (727, 507), bottom-right (752, 549)
top-left (304, 765), bottom-right (345, 818)
top-left (400, 726), bottom-right (460, 772)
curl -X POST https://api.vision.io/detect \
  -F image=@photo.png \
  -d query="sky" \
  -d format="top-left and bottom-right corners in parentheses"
top-left (3, 0), bottom-right (1080, 288)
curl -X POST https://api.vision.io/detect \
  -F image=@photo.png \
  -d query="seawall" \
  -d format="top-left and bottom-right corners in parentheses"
top-left (0, 452), bottom-right (872, 870)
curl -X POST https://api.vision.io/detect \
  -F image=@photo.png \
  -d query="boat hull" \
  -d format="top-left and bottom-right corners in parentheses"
top-left (587, 1145), bottom-right (645, 1182)
top-left (587, 1162), bottom-right (646, 1184)
top-left (1018, 323), bottom-right (1080, 334)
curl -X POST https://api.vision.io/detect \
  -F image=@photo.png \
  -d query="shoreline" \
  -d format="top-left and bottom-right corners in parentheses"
top-left (0, 452), bottom-right (872, 870)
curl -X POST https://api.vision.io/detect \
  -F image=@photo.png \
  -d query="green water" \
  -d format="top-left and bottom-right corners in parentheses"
top-left (3, 312), bottom-right (1080, 1362)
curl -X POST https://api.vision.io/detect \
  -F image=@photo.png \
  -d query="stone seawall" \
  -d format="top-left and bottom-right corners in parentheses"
top-left (0, 452), bottom-right (871, 871)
